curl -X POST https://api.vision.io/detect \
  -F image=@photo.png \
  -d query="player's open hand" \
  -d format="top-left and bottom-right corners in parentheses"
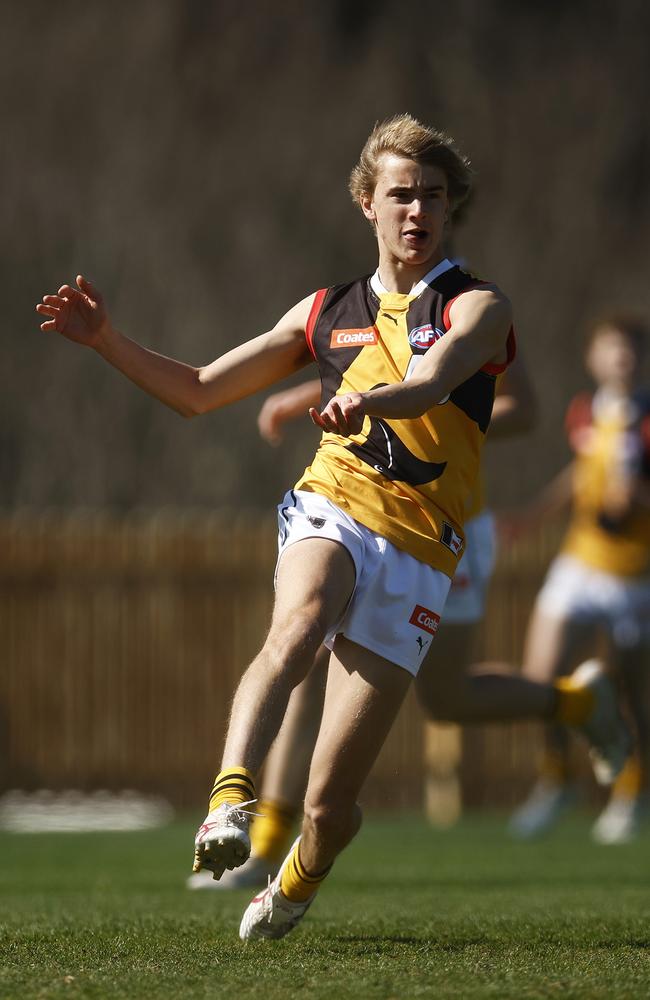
top-left (310, 392), bottom-right (366, 437)
top-left (36, 275), bottom-right (109, 349)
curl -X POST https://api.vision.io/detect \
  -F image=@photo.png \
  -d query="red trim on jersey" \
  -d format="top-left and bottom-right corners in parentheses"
top-left (482, 327), bottom-right (517, 375)
top-left (441, 284), bottom-right (483, 331)
top-left (442, 284), bottom-right (516, 375)
top-left (305, 288), bottom-right (328, 358)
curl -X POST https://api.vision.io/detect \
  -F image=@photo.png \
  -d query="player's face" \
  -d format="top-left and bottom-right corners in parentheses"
top-left (586, 327), bottom-right (640, 388)
top-left (361, 155), bottom-right (449, 268)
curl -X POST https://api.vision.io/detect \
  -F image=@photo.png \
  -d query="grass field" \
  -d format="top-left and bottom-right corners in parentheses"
top-left (0, 814), bottom-right (649, 999)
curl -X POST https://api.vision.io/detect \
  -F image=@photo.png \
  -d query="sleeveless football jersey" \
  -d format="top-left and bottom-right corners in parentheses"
top-left (561, 388), bottom-right (650, 577)
top-left (295, 259), bottom-right (515, 576)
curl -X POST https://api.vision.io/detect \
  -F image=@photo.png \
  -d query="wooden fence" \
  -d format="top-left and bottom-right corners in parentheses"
top-left (0, 511), bottom-right (599, 812)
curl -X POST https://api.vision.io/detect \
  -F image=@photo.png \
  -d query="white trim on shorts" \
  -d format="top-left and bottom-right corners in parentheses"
top-left (536, 553), bottom-right (650, 649)
top-left (276, 490), bottom-right (452, 676)
top-left (443, 510), bottom-right (496, 625)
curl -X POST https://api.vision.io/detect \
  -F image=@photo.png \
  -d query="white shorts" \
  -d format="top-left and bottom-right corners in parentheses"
top-left (536, 554), bottom-right (650, 649)
top-left (443, 510), bottom-right (496, 625)
top-left (276, 490), bottom-right (452, 675)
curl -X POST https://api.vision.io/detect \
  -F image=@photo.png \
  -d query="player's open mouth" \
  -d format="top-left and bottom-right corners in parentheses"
top-left (403, 229), bottom-right (428, 246)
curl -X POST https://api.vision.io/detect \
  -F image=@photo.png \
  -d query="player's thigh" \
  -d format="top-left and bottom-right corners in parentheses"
top-left (305, 636), bottom-right (412, 808)
top-left (271, 537), bottom-right (356, 640)
top-left (522, 606), bottom-right (593, 682)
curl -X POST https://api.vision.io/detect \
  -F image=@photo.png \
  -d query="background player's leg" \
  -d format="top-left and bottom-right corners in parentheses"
top-left (421, 623), bottom-right (475, 827)
top-left (220, 538), bottom-right (354, 775)
top-left (509, 608), bottom-right (594, 837)
top-left (593, 640), bottom-right (650, 843)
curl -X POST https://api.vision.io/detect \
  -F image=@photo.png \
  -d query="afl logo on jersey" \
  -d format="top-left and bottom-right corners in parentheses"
top-left (408, 324), bottom-right (445, 349)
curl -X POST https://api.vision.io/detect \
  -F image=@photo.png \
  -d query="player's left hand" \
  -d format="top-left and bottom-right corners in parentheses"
top-left (310, 393), bottom-right (366, 436)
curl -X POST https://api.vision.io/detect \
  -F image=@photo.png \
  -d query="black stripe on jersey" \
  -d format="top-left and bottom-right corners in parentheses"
top-left (314, 279), bottom-right (376, 406)
top-left (347, 414), bottom-right (447, 486)
top-left (449, 371), bottom-right (496, 434)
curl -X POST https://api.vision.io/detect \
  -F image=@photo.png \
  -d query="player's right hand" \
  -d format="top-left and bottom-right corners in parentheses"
top-left (36, 275), bottom-right (110, 349)
top-left (257, 396), bottom-right (288, 446)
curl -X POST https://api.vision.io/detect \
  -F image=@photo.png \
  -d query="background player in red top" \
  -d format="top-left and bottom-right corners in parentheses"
top-left (37, 115), bottom-right (628, 939)
top-left (509, 317), bottom-right (650, 842)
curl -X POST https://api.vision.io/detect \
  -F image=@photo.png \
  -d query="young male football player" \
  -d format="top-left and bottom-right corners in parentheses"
top-left (37, 115), bottom-right (628, 939)
top-left (186, 354), bottom-right (536, 890)
top-left (509, 317), bottom-right (650, 842)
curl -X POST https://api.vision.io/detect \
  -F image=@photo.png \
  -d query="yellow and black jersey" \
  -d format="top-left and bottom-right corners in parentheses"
top-left (561, 388), bottom-right (650, 577)
top-left (295, 259), bottom-right (515, 576)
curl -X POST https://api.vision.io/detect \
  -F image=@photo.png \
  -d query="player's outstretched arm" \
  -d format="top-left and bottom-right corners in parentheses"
top-left (310, 287), bottom-right (512, 436)
top-left (257, 380), bottom-right (321, 445)
top-left (36, 277), bottom-right (314, 417)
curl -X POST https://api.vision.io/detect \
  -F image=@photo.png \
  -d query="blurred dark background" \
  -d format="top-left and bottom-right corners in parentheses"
top-left (3, 0), bottom-right (650, 514)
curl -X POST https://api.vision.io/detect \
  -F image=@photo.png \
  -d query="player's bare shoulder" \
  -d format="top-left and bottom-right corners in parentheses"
top-left (449, 283), bottom-right (512, 332)
top-left (270, 292), bottom-right (319, 339)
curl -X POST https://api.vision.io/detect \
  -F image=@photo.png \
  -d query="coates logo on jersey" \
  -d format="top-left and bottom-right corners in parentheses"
top-left (330, 327), bottom-right (379, 348)
top-left (409, 604), bottom-right (440, 636)
top-left (408, 324), bottom-right (445, 350)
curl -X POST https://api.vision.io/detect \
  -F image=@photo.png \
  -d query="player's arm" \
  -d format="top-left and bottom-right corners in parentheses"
top-left (36, 276), bottom-right (314, 417)
top-left (310, 287), bottom-right (511, 435)
top-left (488, 351), bottom-right (538, 440)
top-left (258, 380), bottom-right (321, 445)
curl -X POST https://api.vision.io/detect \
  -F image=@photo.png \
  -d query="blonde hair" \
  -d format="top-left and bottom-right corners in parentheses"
top-left (349, 114), bottom-right (472, 211)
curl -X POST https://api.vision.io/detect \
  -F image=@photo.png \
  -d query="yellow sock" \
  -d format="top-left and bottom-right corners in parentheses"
top-left (554, 676), bottom-right (596, 727)
top-left (251, 798), bottom-right (298, 864)
top-left (208, 766), bottom-right (256, 812)
top-left (279, 840), bottom-right (331, 903)
top-left (612, 755), bottom-right (642, 800)
top-left (538, 748), bottom-right (570, 784)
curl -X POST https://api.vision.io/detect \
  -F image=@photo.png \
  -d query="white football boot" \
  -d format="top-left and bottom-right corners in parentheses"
top-left (186, 855), bottom-right (278, 891)
top-left (571, 659), bottom-right (632, 785)
top-left (239, 837), bottom-right (315, 941)
top-left (509, 780), bottom-right (576, 839)
top-left (192, 800), bottom-right (259, 880)
top-left (591, 794), bottom-right (648, 845)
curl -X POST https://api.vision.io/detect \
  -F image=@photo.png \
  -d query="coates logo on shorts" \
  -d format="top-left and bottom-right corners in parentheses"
top-left (409, 604), bottom-right (440, 636)
top-left (408, 324), bottom-right (445, 349)
top-left (330, 327), bottom-right (379, 348)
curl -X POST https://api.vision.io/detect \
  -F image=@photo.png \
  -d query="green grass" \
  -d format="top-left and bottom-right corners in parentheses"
top-left (0, 815), bottom-right (649, 999)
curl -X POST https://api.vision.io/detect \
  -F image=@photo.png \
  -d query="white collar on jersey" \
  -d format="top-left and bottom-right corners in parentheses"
top-left (370, 257), bottom-right (455, 299)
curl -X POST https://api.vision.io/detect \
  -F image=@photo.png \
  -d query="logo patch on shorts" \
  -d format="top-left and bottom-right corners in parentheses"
top-left (441, 521), bottom-right (464, 555)
top-left (330, 327), bottom-right (378, 348)
top-left (307, 516), bottom-right (326, 529)
top-left (409, 605), bottom-right (440, 636)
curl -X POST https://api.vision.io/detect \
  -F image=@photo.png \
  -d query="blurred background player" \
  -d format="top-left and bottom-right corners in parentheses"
top-left (509, 316), bottom-right (650, 843)
top-left (188, 354), bottom-right (536, 889)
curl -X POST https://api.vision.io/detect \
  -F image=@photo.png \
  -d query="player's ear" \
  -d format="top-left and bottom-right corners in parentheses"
top-left (360, 193), bottom-right (376, 224)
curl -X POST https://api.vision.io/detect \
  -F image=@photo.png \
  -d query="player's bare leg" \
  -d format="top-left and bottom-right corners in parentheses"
top-left (261, 645), bottom-right (329, 810)
top-left (220, 539), bottom-right (353, 772)
top-left (193, 538), bottom-right (354, 879)
top-left (239, 636), bottom-right (412, 939)
top-left (189, 648), bottom-right (328, 890)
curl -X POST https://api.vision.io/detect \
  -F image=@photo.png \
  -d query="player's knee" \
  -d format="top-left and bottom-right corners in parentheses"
top-left (303, 798), bottom-right (362, 851)
top-left (263, 612), bottom-right (327, 684)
